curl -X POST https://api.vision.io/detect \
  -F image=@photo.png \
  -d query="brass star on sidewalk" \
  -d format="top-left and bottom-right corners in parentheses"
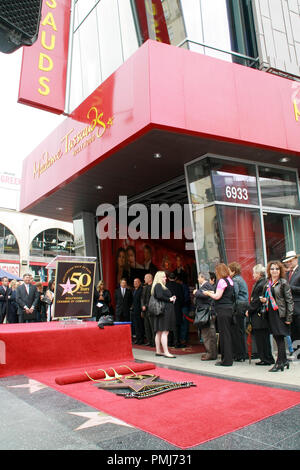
top-left (68, 411), bottom-right (133, 431)
top-left (7, 379), bottom-right (48, 394)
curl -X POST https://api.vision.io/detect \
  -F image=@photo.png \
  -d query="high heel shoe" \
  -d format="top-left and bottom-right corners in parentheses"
top-left (282, 361), bottom-right (290, 370)
top-left (268, 363), bottom-right (284, 372)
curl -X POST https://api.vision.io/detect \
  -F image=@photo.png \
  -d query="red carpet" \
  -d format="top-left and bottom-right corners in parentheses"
top-left (0, 322), bottom-right (134, 377)
top-left (2, 323), bottom-right (299, 448)
top-left (29, 366), bottom-right (300, 449)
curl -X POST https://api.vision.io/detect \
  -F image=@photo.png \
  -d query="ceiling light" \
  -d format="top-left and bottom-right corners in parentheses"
top-left (96, 185), bottom-right (103, 190)
top-left (56, 207), bottom-right (63, 211)
top-left (153, 153), bottom-right (162, 159)
top-left (279, 157), bottom-right (290, 163)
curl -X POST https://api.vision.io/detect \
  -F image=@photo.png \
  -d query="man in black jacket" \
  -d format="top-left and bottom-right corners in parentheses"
top-left (114, 278), bottom-right (132, 322)
top-left (0, 277), bottom-right (12, 323)
top-left (283, 251), bottom-right (300, 343)
top-left (16, 273), bottom-right (39, 323)
top-left (132, 278), bottom-right (144, 344)
top-left (166, 272), bottom-right (184, 348)
top-left (141, 273), bottom-right (154, 346)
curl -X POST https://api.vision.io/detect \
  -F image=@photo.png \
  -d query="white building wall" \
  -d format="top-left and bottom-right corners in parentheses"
top-left (0, 209), bottom-right (74, 277)
top-left (252, 0), bottom-right (300, 77)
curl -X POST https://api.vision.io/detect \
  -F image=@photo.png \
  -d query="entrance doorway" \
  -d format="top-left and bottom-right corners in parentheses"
top-left (263, 212), bottom-right (300, 262)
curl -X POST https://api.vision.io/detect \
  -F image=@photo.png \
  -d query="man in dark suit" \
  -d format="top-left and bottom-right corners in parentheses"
top-left (16, 273), bottom-right (39, 323)
top-left (131, 278), bottom-right (144, 344)
top-left (283, 251), bottom-right (300, 343)
top-left (114, 278), bottom-right (132, 322)
top-left (0, 277), bottom-right (12, 323)
top-left (141, 273), bottom-right (155, 346)
top-left (166, 272), bottom-right (184, 348)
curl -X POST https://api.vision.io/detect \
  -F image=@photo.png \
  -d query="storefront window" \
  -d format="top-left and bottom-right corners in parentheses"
top-left (30, 229), bottom-right (75, 258)
top-left (216, 206), bottom-right (263, 286)
top-left (186, 155), bottom-right (300, 273)
top-left (192, 205), bottom-right (224, 272)
top-left (263, 212), bottom-right (293, 261)
top-left (259, 167), bottom-right (300, 210)
top-left (0, 224), bottom-right (19, 255)
top-left (210, 158), bottom-right (258, 205)
top-left (292, 216), bottom-right (300, 256)
top-left (187, 157), bottom-right (258, 205)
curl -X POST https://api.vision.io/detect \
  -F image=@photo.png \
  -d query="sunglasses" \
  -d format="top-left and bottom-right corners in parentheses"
top-left (270, 267), bottom-right (280, 271)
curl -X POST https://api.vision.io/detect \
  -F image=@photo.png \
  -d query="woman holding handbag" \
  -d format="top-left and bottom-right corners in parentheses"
top-left (152, 271), bottom-right (177, 358)
top-left (260, 261), bottom-right (293, 372)
top-left (193, 272), bottom-right (217, 361)
top-left (203, 263), bottom-right (234, 366)
top-left (245, 264), bottom-right (274, 366)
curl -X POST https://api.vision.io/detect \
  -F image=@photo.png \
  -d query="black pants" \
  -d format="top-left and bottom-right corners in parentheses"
top-left (291, 314), bottom-right (300, 343)
top-left (231, 303), bottom-right (247, 360)
top-left (215, 305), bottom-right (233, 365)
top-left (253, 328), bottom-right (274, 363)
top-left (133, 311), bottom-right (145, 343)
top-left (274, 335), bottom-right (287, 364)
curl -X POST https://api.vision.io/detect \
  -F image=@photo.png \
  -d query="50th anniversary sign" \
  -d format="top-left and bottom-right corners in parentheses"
top-left (53, 261), bottom-right (96, 319)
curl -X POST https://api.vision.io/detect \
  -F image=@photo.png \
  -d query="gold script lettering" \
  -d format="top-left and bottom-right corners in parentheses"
top-left (294, 100), bottom-right (300, 122)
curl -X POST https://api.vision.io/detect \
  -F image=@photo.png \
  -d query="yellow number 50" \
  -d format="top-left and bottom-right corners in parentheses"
top-left (70, 272), bottom-right (92, 294)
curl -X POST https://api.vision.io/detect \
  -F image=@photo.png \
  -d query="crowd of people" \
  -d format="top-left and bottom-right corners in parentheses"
top-left (0, 273), bottom-right (55, 324)
top-left (191, 252), bottom-right (298, 372)
top-left (94, 249), bottom-right (299, 371)
top-left (1, 249), bottom-right (299, 373)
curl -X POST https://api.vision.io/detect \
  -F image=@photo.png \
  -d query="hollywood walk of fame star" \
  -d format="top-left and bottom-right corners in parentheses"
top-left (68, 411), bottom-right (133, 431)
top-left (59, 277), bottom-right (76, 296)
top-left (7, 379), bottom-right (48, 394)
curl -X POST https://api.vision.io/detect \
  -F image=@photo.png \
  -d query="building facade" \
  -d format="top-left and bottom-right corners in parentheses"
top-left (19, 0), bottom-right (300, 293)
top-left (0, 171), bottom-right (74, 280)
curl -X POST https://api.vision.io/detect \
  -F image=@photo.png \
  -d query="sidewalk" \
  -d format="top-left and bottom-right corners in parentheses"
top-left (132, 347), bottom-right (300, 390)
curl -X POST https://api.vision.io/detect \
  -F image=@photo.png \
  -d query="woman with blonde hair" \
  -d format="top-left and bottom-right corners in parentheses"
top-left (95, 280), bottom-right (111, 320)
top-left (151, 271), bottom-right (177, 358)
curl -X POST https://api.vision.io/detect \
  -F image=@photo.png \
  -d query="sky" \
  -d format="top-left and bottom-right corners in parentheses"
top-left (0, 49), bottom-right (65, 177)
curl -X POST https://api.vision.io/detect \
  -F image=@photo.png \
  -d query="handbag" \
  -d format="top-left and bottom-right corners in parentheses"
top-left (41, 296), bottom-right (52, 305)
top-left (148, 295), bottom-right (165, 316)
top-left (193, 305), bottom-right (211, 328)
top-left (97, 314), bottom-right (114, 329)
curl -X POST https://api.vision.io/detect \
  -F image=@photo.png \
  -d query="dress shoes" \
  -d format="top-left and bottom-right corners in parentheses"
top-left (269, 363), bottom-right (284, 372)
top-left (215, 361), bottom-right (232, 367)
top-left (256, 360), bottom-right (274, 366)
top-left (201, 355), bottom-right (217, 361)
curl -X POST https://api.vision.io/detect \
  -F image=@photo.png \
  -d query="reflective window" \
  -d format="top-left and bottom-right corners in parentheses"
top-left (96, 0), bottom-right (124, 82)
top-left (259, 167), bottom-right (300, 210)
top-left (30, 229), bottom-right (75, 258)
top-left (79, 8), bottom-right (101, 98)
top-left (187, 157), bottom-right (258, 205)
top-left (0, 224), bottom-right (19, 255)
top-left (118, 0), bottom-right (139, 61)
top-left (74, 0), bottom-right (96, 30)
top-left (180, 0), bottom-right (232, 61)
top-left (192, 205), bottom-right (224, 272)
top-left (69, 31), bottom-right (84, 112)
top-left (293, 216), bottom-right (300, 256)
top-left (263, 213), bottom-right (293, 261)
top-left (216, 205), bottom-right (263, 286)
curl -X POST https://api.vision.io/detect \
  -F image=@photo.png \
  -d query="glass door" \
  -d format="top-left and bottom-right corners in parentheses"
top-left (263, 212), bottom-right (293, 261)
